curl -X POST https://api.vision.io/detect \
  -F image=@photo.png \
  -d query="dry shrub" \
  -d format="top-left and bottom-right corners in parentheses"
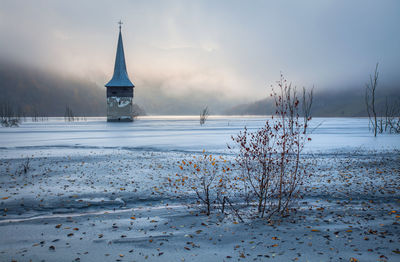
top-left (169, 151), bottom-right (231, 216)
top-left (230, 74), bottom-right (311, 218)
top-left (170, 74), bottom-right (312, 220)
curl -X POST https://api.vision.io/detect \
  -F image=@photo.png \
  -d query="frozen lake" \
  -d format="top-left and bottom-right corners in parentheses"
top-left (0, 116), bottom-right (399, 261)
top-left (0, 116), bottom-right (399, 154)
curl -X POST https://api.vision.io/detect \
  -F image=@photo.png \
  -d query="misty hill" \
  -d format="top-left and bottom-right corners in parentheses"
top-left (225, 86), bottom-right (400, 117)
top-left (0, 62), bottom-right (234, 116)
top-left (0, 62), bottom-right (145, 117)
top-left (1, 61), bottom-right (398, 117)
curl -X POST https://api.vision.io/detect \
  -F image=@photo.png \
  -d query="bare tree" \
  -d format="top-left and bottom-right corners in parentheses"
top-left (385, 98), bottom-right (400, 133)
top-left (302, 86), bottom-right (314, 134)
top-left (0, 101), bottom-right (20, 127)
top-left (31, 107), bottom-right (39, 122)
top-left (273, 76), bottom-right (297, 135)
top-left (364, 63), bottom-right (400, 135)
top-left (200, 106), bottom-right (209, 126)
top-left (365, 63), bottom-right (379, 136)
top-left (64, 105), bottom-right (75, 122)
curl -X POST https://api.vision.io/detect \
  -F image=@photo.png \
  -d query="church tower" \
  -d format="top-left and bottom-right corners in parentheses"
top-left (105, 21), bottom-right (135, 122)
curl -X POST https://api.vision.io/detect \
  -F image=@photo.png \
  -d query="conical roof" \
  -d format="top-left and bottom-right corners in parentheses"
top-left (105, 28), bottom-right (134, 87)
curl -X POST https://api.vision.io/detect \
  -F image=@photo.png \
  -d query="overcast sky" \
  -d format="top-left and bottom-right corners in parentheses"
top-left (0, 0), bottom-right (399, 104)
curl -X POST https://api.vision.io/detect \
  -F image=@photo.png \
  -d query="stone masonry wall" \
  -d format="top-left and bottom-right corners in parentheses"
top-left (107, 96), bottom-right (133, 122)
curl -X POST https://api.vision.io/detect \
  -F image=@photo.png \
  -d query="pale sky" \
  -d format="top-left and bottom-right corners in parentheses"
top-left (0, 0), bottom-right (399, 106)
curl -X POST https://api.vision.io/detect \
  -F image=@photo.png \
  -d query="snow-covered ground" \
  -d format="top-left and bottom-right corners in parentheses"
top-left (0, 116), bottom-right (399, 261)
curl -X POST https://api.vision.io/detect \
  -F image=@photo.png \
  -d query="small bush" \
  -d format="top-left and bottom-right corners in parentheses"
top-left (1, 118), bottom-right (20, 127)
top-left (169, 151), bottom-right (231, 216)
top-left (230, 74), bottom-right (311, 218)
top-left (0, 101), bottom-right (21, 127)
top-left (22, 157), bottom-right (31, 174)
top-left (171, 74), bottom-right (313, 221)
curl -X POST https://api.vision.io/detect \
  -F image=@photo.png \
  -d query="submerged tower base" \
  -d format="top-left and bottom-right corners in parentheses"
top-left (106, 86), bottom-right (134, 122)
top-left (107, 96), bottom-right (133, 122)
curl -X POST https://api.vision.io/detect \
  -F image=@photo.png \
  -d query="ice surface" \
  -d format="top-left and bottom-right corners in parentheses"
top-left (0, 116), bottom-right (399, 261)
top-left (0, 116), bottom-right (398, 153)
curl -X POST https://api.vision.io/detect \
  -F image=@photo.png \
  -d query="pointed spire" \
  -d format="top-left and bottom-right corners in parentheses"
top-left (105, 21), bottom-right (134, 87)
top-left (118, 20), bottom-right (123, 32)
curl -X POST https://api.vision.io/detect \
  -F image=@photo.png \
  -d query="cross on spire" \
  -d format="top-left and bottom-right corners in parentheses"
top-left (118, 20), bottom-right (123, 31)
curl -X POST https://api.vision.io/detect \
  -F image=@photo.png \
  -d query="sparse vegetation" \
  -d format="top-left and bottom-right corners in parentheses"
top-left (365, 63), bottom-right (400, 135)
top-left (170, 151), bottom-right (231, 216)
top-left (0, 101), bottom-right (21, 127)
top-left (302, 86), bottom-right (313, 134)
top-left (1, 118), bottom-right (20, 127)
top-left (64, 105), bottom-right (75, 122)
top-left (230, 74), bottom-right (311, 218)
top-left (365, 63), bottom-right (379, 136)
top-left (199, 106), bottom-right (209, 126)
top-left (172, 74), bottom-right (312, 220)
top-left (21, 157), bottom-right (31, 174)
top-left (384, 99), bottom-right (400, 133)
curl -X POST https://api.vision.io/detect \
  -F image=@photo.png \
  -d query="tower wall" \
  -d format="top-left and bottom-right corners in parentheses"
top-left (106, 86), bottom-right (134, 122)
top-left (107, 96), bottom-right (133, 122)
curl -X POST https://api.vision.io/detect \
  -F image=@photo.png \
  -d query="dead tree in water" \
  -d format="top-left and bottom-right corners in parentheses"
top-left (302, 86), bottom-right (313, 134)
top-left (31, 107), bottom-right (39, 122)
top-left (200, 106), bottom-right (209, 126)
top-left (0, 101), bottom-right (20, 127)
top-left (384, 98), bottom-right (400, 133)
top-left (365, 63), bottom-right (379, 136)
top-left (64, 105), bottom-right (75, 122)
top-left (365, 63), bottom-right (400, 135)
